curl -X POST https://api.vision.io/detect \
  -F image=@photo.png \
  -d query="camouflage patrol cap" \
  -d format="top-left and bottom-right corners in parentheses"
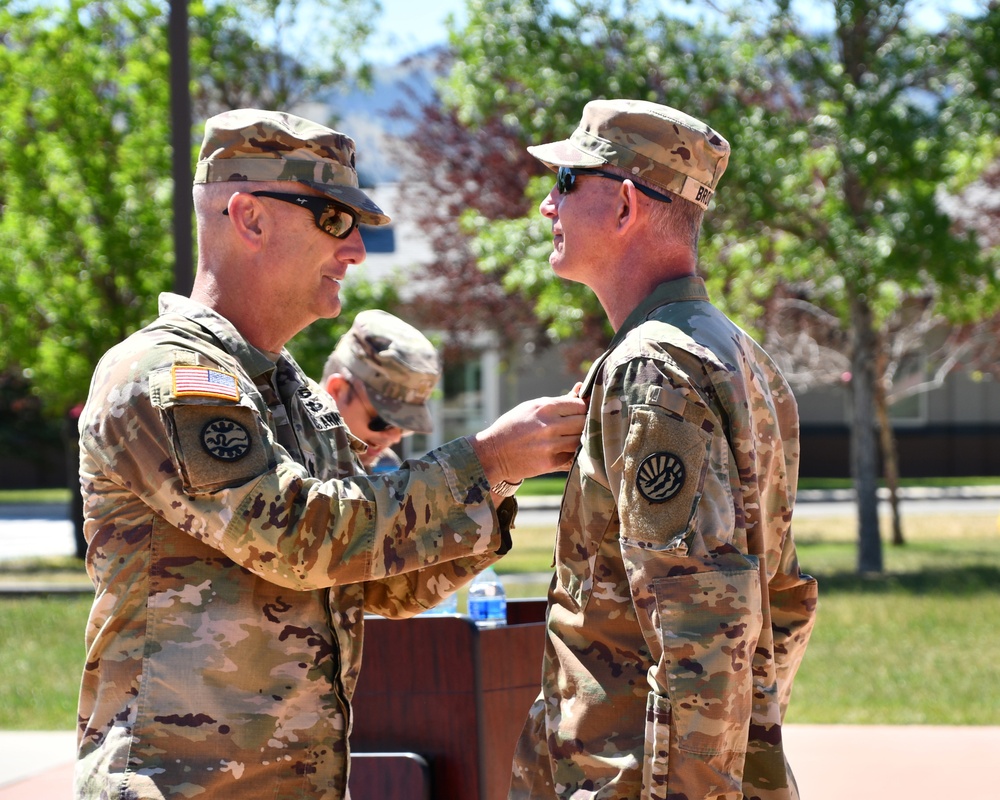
top-left (330, 310), bottom-right (440, 434)
top-left (527, 99), bottom-right (730, 210)
top-left (194, 108), bottom-right (390, 226)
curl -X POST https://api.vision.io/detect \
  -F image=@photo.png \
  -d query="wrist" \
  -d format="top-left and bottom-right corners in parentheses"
top-left (468, 431), bottom-right (510, 488)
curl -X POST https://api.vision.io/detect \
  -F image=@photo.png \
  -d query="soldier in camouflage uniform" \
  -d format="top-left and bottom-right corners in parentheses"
top-left (320, 310), bottom-right (440, 474)
top-left (75, 108), bottom-right (586, 800)
top-left (509, 100), bottom-right (819, 799)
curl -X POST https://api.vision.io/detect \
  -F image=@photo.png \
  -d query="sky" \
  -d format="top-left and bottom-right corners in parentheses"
top-left (366, 0), bottom-right (984, 65)
top-left (367, 0), bottom-right (466, 64)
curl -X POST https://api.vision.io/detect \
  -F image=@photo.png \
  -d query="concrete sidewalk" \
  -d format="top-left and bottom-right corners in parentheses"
top-left (3, 725), bottom-right (999, 798)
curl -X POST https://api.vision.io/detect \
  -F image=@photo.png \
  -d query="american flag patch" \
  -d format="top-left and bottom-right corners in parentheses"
top-left (172, 366), bottom-right (240, 401)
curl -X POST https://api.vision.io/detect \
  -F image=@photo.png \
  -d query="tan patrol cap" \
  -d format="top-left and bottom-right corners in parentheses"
top-left (194, 108), bottom-right (390, 226)
top-left (330, 310), bottom-right (440, 434)
top-left (527, 99), bottom-right (730, 210)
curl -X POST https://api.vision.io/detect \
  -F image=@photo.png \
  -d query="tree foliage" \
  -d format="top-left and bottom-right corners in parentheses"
top-left (0, 0), bottom-right (174, 413)
top-left (442, 0), bottom-right (1000, 572)
top-left (0, 0), bottom-right (387, 420)
top-left (389, 71), bottom-right (564, 371)
top-left (189, 0), bottom-right (380, 117)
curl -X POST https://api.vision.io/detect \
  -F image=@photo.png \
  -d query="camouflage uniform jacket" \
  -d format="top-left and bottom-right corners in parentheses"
top-left (76, 293), bottom-right (511, 800)
top-left (510, 276), bottom-right (818, 800)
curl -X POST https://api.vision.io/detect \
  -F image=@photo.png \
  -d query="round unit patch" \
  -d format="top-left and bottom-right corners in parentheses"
top-left (636, 451), bottom-right (686, 503)
top-left (201, 417), bottom-right (252, 462)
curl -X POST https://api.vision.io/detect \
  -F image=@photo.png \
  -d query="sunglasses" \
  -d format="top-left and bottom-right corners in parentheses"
top-left (223, 191), bottom-right (359, 239)
top-left (555, 166), bottom-right (672, 204)
top-left (349, 381), bottom-right (403, 434)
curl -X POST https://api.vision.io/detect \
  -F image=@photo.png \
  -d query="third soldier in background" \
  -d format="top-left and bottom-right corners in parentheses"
top-left (321, 310), bottom-right (440, 474)
top-left (509, 99), bottom-right (819, 799)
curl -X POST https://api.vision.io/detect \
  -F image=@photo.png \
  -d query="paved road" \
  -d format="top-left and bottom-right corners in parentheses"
top-left (0, 503), bottom-right (77, 561)
top-left (517, 491), bottom-right (1000, 526)
top-left (791, 496), bottom-right (1000, 518)
top-left (4, 720), bottom-right (1000, 799)
top-left (2, 490), bottom-right (999, 561)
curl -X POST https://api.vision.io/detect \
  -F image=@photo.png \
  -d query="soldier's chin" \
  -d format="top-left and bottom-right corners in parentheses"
top-left (361, 447), bottom-right (383, 467)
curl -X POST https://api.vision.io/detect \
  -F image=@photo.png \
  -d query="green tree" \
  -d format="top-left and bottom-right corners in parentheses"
top-left (0, 0), bottom-right (174, 414)
top-left (0, 0), bottom-right (388, 420)
top-left (443, 0), bottom-right (1000, 573)
top-left (189, 0), bottom-right (381, 117)
top-left (393, 85), bottom-right (559, 370)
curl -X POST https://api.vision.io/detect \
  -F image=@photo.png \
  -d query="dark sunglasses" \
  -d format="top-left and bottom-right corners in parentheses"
top-left (223, 191), bottom-right (359, 239)
top-left (555, 166), bottom-right (672, 204)
top-left (349, 381), bottom-right (399, 433)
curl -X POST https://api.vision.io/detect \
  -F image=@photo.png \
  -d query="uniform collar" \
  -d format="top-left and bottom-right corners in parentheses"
top-left (608, 275), bottom-right (709, 350)
top-left (158, 293), bottom-right (280, 379)
top-left (578, 275), bottom-right (710, 400)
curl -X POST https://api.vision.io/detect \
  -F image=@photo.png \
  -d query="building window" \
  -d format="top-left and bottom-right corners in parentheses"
top-left (887, 352), bottom-right (928, 426)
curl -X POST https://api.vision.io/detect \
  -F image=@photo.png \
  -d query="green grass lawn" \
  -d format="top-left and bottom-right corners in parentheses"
top-left (0, 594), bottom-right (90, 729)
top-left (2, 507), bottom-right (998, 729)
top-left (0, 488), bottom-right (71, 504)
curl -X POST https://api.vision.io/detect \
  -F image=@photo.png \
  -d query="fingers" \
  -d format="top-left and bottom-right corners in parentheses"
top-left (531, 395), bottom-right (587, 422)
top-left (524, 407), bottom-right (584, 475)
top-left (550, 451), bottom-right (578, 473)
top-left (469, 394), bottom-right (587, 487)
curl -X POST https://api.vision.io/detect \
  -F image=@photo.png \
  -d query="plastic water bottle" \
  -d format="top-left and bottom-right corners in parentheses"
top-left (421, 592), bottom-right (459, 615)
top-left (467, 566), bottom-right (506, 627)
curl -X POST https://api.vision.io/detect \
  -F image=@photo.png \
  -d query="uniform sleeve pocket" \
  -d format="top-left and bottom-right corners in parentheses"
top-left (621, 406), bottom-right (712, 549)
top-left (653, 563), bottom-right (762, 757)
top-left (165, 404), bottom-right (273, 495)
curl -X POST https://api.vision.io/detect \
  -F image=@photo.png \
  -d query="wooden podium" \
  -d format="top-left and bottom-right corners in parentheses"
top-left (348, 598), bottom-right (548, 800)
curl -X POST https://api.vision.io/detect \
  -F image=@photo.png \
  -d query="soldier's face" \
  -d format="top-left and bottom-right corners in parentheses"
top-left (325, 374), bottom-right (404, 467)
top-left (539, 173), bottom-right (614, 287)
top-left (266, 192), bottom-right (368, 324)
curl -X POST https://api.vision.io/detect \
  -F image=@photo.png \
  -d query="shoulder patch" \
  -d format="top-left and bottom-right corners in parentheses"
top-left (172, 366), bottom-right (240, 402)
top-left (636, 451), bottom-right (685, 503)
top-left (172, 405), bottom-right (270, 493)
top-left (201, 417), bottom-right (252, 461)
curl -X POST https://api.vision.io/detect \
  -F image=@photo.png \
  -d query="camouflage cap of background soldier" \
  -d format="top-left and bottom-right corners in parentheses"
top-left (194, 108), bottom-right (390, 226)
top-left (527, 99), bottom-right (730, 210)
top-left (324, 310), bottom-right (440, 434)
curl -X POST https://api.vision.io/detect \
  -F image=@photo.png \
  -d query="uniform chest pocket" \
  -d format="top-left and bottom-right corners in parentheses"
top-left (553, 460), bottom-right (617, 613)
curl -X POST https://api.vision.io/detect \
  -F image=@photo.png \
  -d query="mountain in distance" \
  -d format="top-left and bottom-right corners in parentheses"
top-left (298, 47), bottom-right (449, 184)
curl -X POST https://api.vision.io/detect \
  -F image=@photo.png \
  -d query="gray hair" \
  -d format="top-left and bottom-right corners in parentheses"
top-left (602, 164), bottom-right (704, 256)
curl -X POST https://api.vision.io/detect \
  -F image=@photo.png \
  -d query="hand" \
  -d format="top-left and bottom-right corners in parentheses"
top-left (469, 389), bottom-right (587, 488)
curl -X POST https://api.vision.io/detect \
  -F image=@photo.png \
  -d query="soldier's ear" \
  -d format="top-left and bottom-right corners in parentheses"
top-left (614, 180), bottom-right (640, 234)
top-left (225, 192), bottom-right (265, 249)
top-left (325, 373), bottom-right (349, 400)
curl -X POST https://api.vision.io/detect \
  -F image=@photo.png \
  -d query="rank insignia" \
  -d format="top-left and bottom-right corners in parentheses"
top-left (201, 417), bottom-right (251, 462)
top-left (636, 451), bottom-right (685, 503)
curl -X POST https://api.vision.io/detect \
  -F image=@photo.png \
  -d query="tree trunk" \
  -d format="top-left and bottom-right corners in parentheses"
top-left (850, 293), bottom-right (884, 573)
top-left (873, 353), bottom-right (905, 546)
